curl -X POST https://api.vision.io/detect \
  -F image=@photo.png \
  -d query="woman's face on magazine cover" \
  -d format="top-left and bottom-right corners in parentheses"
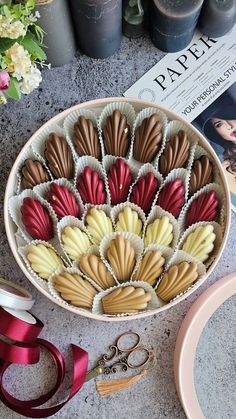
top-left (211, 118), bottom-right (236, 143)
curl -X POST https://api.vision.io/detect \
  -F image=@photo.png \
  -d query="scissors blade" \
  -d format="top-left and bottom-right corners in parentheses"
top-left (85, 365), bottom-right (105, 382)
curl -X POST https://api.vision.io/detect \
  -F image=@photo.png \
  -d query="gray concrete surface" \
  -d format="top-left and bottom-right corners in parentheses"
top-left (0, 34), bottom-right (235, 419)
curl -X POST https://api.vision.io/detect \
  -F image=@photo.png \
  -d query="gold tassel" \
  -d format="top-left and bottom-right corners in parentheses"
top-left (96, 369), bottom-right (147, 397)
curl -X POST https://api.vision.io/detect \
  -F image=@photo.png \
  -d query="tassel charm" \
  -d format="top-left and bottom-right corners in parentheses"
top-left (96, 369), bottom-right (147, 396)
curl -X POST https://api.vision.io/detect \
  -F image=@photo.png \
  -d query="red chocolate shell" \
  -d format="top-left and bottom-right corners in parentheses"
top-left (130, 172), bottom-right (159, 215)
top-left (21, 197), bottom-right (53, 241)
top-left (157, 178), bottom-right (185, 218)
top-left (48, 183), bottom-right (80, 220)
top-left (186, 191), bottom-right (219, 227)
top-left (77, 166), bottom-right (106, 205)
top-left (107, 159), bottom-right (132, 205)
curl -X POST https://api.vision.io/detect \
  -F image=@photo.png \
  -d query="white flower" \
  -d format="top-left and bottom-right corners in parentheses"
top-left (0, 15), bottom-right (26, 39)
top-left (0, 92), bottom-right (7, 104)
top-left (20, 65), bottom-right (42, 94)
top-left (6, 43), bottom-right (31, 80)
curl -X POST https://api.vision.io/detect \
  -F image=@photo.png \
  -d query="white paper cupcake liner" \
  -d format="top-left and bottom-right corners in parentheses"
top-left (74, 155), bottom-right (110, 206)
top-left (111, 202), bottom-right (146, 239)
top-left (177, 221), bottom-right (223, 269)
top-left (15, 228), bottom-right (28, 248)
top-left (92, 280), bottom-right (164, 317)
top-left (98, 101), bottom-right (136, 160)
top-left (129, 106), bottom-right (168, 169)
top-left (63, 108), bottom-right (102, 161)
top-left (18, 240), bottom-right (68, 286)
top-left (99, 231), bottom-right (144, 283)
top-left (145, 205), bottom-right (180, 249)
top-left (82, 204), bottom-right (115, 245)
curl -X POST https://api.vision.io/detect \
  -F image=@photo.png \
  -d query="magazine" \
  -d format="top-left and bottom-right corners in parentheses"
top-left (124, 25), bottom-right (236, 211)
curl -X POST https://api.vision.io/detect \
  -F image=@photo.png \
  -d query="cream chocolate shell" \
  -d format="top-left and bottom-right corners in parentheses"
top-left (106, 236), bottom-right (136, 281)
top-left (86, 208), bottom-right (113, 245)
top-left (62, 226), bottom-right (91, 260)
top-left (115, 207), bottom-right (143, 237)
top-left (27, 244), bottom-right (64, 280)
top-left (102, 285), bottom-right (152, 314)
top-left (133, 250), bottom-right (165, 287)
top-left (156, 261), bottom-right (198, 302)
top-left (145, 216), bottom-right (173, 247)
top-left (79, 254), bottom-right (116, 290)
top-left (182, 225), bottom-right (216, 262)
top-left (53, 271), bottom-right (97, 308)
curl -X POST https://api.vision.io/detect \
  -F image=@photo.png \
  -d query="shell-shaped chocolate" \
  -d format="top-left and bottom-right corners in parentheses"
top-left (103, 110), bottom-right (130, 157)
top-left (182, 225), bottom-right (216, 262)
top-left (21, 197), bottom-right (53, 241)
top-left (73, 116), bottom-right (101, 159)
top-left (62, 226), bottom-right (91, 261)
top-left (27, 244), bottom-right (64, 280)
top-left (53, 271), bottom-right (97, 308)
top-left (159, 130), bottom-right (190, 175)
top-left (45, 133), bottom-right (74, 179)
top-left (133, 250), bottom-right (165, 287)
top-left (77, 166), bottom-right (106, 205)
top-left (21, 159), bottom-right (49, 189)
top-left (189, 156), bottom-right (213, 195)
top-left (106, 236), bottom-right (136, 281)
top-left (102, 285), bottom-right (152, 314)
top-left (157, 178), bottom-right (185, 218)
top-left (79, 254), bottom-right (116, 290)
top-left (145, 216), bottom-right (173, 247)
top-left (48, 183), bottom-right (80, 220)
top-left (186, 191), bottom-right (219, 228)
top-left (86, 208), bottom-right (113, 245)
top-left (156, 261), bottom-right (198, 302)
top-left (107, 159), bottom-right (132, 205)
top-left (133, 114), bottom-right (163, 163)
top-left (130, 172), bottom-right (159, 214)
top-left (115, 207), bottom-right (143, 237)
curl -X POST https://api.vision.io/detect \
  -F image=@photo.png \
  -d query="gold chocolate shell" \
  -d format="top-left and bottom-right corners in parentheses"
top-left (102, 286), bottom-right (152, 314)
top-left (73, 116), bottom-right (101, 160)
top-left (53, 271), bottom-right (97, 308)
top-left (133, 250), bottom-right (165, 287)
top-left (115, 207), bottom-right (143, 237)
top-left (21, 159), bottom-right (49, 189)
top-left (189, 155), bottom-right (213, 195)
top-left (86, 208), bottom-right (113, 245)
top-left (133, 114), bottom-right (163, 163)
top-left (145, 216), bottom-right (173, 247)
top-left (27, 244), bottom-right (64, 280)
top-left (62, 226), bottom-right (91, 260)
top-left (156, 261), bottom-right (198, 302)
top-left (182, 225), bottom-right (216, 262)
top-left (79, 254), bottom-right (116, 289)
top-left (106, 236), bottom-right (136, 281)
top-left (159, 130), bottom-right (190, 175)
top-left (103, 110), bottom-right (130, 157)
top-left (45, 133), bottom-right (74, 179)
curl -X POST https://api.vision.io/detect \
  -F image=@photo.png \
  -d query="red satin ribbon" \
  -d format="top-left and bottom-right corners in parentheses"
top-left (0, 308), bottom-right (88, 418)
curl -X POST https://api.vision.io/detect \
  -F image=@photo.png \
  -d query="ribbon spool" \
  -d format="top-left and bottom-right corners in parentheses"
top-left (0, 278), bottom-right (88, 417)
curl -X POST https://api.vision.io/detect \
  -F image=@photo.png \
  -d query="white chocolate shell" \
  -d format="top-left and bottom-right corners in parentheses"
top-left (79, 254), bottom-right (116, 290)
top-left (182, 225), bottom-right (216, 262)
top-left (106, 236), bottom-right (136, 281)
top-left (156, 261), bottom-right (198, 302)
top-left (115, 207), bottom-right (143, 236)
top-left (102, 285), bottom-right (152, 314)
top-left (133, 250), bottom-right (165, 287)
top-left (62, 226), bottom-right (91, 261)
top-left (53, 271), bottom-right (97, 308)
top-left (86, 208), bottom-right (113, 245)
top-left (27, 244), bottom-right (64, 280)
top-left (145, 216), bottom-right (173, 247)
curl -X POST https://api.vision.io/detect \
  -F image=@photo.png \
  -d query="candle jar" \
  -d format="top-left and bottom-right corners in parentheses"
top-left (122, 0), bottom-right (145, 38)
top-left (150, 0), bottom-right (204, 53)
top-left (198, 0), bottom-right (236, 38)
top-left (69, 0), bottom-right (122, 59)
top-left (36, 0), bottom-right (76, 67)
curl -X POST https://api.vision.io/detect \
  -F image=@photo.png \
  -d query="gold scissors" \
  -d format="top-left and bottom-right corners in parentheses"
top-left (86, 331), bottom-right (151, 381)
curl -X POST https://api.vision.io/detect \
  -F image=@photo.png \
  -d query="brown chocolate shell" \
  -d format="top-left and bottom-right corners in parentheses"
top-left (45, 133), bottom-right (74, 179)
top-left (189, 155), bottom-right (213, 195)
top-left (21, 159), bottom-right (49, 189)
top-left (133, 114), bottom-right (163, 163)
top-left (73, 116), bottom-right (101, 159)
top-left (103, 110), bottom-right (130, 157)
top-left (159, 130), bottom-right (190, 175)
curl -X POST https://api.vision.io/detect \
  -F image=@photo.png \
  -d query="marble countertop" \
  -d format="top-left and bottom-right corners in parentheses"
top-left (0, 34), bottom-right (235, 419)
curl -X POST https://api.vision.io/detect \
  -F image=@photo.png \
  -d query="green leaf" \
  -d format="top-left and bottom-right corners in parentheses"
top-left (0, 38), bottom-right (19, 53)
top-left (20, 31), bottom-right (46, 61)
top-left (5, 77), bottom-right (21, 100)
